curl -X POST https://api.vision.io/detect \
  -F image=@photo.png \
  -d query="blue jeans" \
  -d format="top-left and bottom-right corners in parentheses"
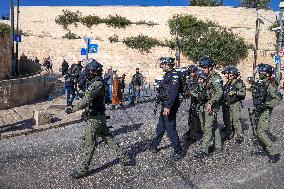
top-left (66, 87), bottom-right (75, 106)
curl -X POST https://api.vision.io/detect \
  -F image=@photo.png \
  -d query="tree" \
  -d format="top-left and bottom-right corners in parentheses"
top-left (189, 0), bottom-right (223, 6)
top-left (240, 0), bottom-right (271, 9)
top-left (168, 15), bottom-right (249, 66)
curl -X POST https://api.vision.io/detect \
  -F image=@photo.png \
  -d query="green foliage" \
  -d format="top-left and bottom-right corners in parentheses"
top-left (240, 0), bottom-right (270, 9)
top-left (0, 23), bottom-right (10, 37)
top-left (123, 34), bottom-right (161, 53)
top-left (104, 14), bottom-right (132, 28)
top-left (135, 20), bottom-right (158, 26)
top-left (81, 15), bottom-right (103, 28)
top-left (168, 14), bottom-right (217, 37)
top-left (168, 14), bottom-right (249, 66)
top-left (189, 0), bottom-right (223, 6)
top-left (108, 34), bottom-right (119, 43)
top-left (55, 10), bottom-right (82, 30)
top-left (55, 10), bottom-right (158, 29)
top-left (63, 31), bottom-right (81, 39)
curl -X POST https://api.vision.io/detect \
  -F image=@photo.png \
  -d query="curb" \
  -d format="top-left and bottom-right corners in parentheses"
top-left (0, 118), bottom-right (82, 140)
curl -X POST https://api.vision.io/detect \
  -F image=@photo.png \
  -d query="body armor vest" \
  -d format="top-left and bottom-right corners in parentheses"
top-left (252, 80), bottom-right (272, 109)
top-left (89, 76), bottom-right (106, 114)
top-left (223, 79), bottom-right (242, 104)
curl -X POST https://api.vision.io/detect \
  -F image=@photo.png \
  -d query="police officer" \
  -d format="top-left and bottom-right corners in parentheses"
top-left (66, 61), bottom-right (130, 179)
top-left (148, 57), bottom-right (183, 161)
top-left (194, 57), bottom-right (223, 158)
top-left (251, 63), bottom-right (282, 163)
top-left (130, 68), bottom-right (144, 105)
top-left (222, 65), bottom-right (246, 144)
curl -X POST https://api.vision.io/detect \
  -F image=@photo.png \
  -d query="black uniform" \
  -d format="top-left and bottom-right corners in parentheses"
top-left (150, 69), bottom-right (183, 155)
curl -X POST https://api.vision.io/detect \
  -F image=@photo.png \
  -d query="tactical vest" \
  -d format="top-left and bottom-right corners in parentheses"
top-left (158, 70), bottom-right (179, 103)
top-left (223, 79), bottom-right (244, 104)
top-left (252, 80), bottom-right (271, 109)
top-left (133, 73), bottom-right (142, 86)
top-left (89, 77), bottom-right (106, 114)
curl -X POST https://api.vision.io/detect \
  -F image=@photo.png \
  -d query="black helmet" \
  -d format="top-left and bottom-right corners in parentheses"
top-left (187, 64), bottom-right (198, 73)
top-left (197, 69), bottom-right (208, 79)
top-left (258, 63), bottom-right (274, 75)
top-left (159, 57), bottom-right (175, 65)
top-left (198, 57), bottom-right (215, 68)
top-left (222, 65), bottom-right (239, 75)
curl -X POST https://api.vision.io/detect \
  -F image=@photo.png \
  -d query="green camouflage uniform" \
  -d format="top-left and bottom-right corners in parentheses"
top-left (254, 78), bottom-right (282, 156)
top-left (199, 71), bottom-right (223, 153)
top-left (222, 78), bottom-right (246, 139)
top-left (72, 76), bottom-right (129, 174)
top-left (186, 80), bottom-right (207, 140)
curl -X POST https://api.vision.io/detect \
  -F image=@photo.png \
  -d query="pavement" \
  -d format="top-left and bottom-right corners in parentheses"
top-left (0, 92), bottom-right (284, 188)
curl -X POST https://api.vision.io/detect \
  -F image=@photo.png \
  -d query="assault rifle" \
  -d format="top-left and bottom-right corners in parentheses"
top-left (248, 108), bottom-right (259, 146)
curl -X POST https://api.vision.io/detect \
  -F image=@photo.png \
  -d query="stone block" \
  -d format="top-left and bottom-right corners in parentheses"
top-left (33, 109), bottom-right (53, 128)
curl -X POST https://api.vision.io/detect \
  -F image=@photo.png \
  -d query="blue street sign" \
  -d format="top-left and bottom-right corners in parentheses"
top-left (13, 34), bottom-right (21, 42)
top-left (88, 44), bottom-right (99, 53)
top-left (274, 55), bottom-right (281, 64)
top-left (81, 48), bottom-right (86, 55)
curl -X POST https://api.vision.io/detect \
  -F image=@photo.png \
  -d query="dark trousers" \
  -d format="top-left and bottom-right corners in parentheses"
top-left (151, 108), bottom-right (182, 154)
top-left (66, 86), bottom-right (75, 106)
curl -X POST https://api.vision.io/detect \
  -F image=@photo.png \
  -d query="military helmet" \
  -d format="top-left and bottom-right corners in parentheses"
top-left (258, 63), bottom-right (274, 75)
top-left (197, 69), bottom-right (208, 79)
top-left (158, 57), bottom-right (175, 65)
top-left (222, 65), bottom-right (239, 75)
top-left (198, 57), bottom-right (215, 68)
top-left (187, 64), bottom-right (198, 73)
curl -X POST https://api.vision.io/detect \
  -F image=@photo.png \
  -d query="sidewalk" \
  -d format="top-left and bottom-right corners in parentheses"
top-left (0, 95), bottom-right (84, 140)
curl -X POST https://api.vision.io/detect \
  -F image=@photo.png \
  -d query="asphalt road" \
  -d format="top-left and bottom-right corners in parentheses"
top-left (1, 98), bottom-right (284, 189)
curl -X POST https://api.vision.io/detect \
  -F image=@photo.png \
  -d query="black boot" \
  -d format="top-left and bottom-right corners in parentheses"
top-left (170, 153), bottom-right (184, 162)
top-left (268, 154), bottom-right (280, 163)
top-left (194, 149), bottom-right (208, 159)
top-left (235, 136), bottom-right (244, 145)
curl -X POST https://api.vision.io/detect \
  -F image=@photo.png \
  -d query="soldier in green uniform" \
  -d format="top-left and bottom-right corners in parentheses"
top-left (222, 65), bottom-right (246, 144)
top-left (194, 57), bottom-right (223, 158)
top-left (66, 61), bottom-right (130, 179)
top-left (183, 66), bottom-right (207, 143)
top-left (251, 63), bottom-right (282, 163)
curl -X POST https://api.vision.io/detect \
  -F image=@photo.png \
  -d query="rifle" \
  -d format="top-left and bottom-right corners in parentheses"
top-left (248, 108), bottom-right (259, 146)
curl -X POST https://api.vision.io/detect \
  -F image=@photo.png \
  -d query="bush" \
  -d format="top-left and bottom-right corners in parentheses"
top-left (168, 14), bottom-right (249, 66)
top-left (240, 0), bottom-right (270, 9)
top-left (104, 14), bottom-right (132, 28)
top-left (81, 15), bottom-right (103, 28)
top-left (0, 23), bottom-right (10, 37)
top-left (189, 0), bottom-right (223, 6)
top-left (168, 14), bottom-right (217, 37)
top-left (108, 34), bottom-right (119, 43)
top-left (135, 20), bottom-right (158, 27)
top-left (63, 31), bottom-right (81, 39)
top-left (55, 10), bottom-right (82, 30)
top-left (123, 34), bottom-right (161, 53)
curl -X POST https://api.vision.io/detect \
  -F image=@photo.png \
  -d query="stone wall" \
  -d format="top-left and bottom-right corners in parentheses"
top-left (17, 6), bottom-right (277, 82)
top-left (0, 74), bottom-right (51, 110)
top-left (0, 35), bottom-right (12, 79)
